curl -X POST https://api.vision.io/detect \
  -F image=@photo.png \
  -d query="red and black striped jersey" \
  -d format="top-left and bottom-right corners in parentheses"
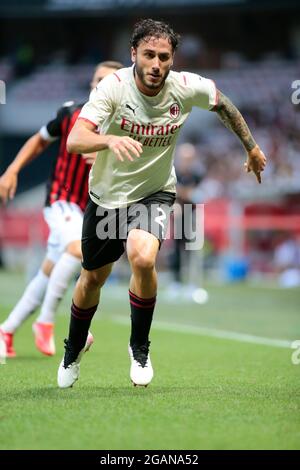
top-left (44, 101), bottom-right (91, 212)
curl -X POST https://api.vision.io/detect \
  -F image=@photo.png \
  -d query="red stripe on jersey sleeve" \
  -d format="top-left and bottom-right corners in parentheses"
top-left (78, 117), bottom-right (98, 128)
top-left (113, 72), bottom-right (121, 82)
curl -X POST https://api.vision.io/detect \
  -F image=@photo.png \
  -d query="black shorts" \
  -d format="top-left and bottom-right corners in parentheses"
top-left (82, 191), bottom-right (176, 271)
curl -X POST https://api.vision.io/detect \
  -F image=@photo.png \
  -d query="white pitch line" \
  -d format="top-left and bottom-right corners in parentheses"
top-left (111, 315), bottom-right (292, 349)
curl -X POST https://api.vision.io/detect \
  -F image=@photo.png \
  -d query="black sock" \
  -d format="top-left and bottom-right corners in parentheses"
top-left (67, 301), bottom-right (98, 355)
top-left (129, 290), bottom-right (156, 347)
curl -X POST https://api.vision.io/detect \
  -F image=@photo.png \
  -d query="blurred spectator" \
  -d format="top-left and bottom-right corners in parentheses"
top-left (0, 246), bottom-right (3, 268)
top-left (189, 95), bottom-right (300, 196)
top-left (221, 51), bottom-right (247, 69)
top-left (274, 234), bottom-right (300, 287)
top-left (14, 43), bottom-right (35, 77)
top-left (167, 143), bottom-right (205, 298)
top-left (174, 34), bottom-right (206, 69)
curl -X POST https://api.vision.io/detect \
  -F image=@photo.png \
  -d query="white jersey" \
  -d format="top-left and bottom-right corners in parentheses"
top-left (79, 66), bottom-right (217, 209)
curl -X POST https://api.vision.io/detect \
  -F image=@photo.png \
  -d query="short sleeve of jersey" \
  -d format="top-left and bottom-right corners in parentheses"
top-left (183, 72), bottom-right (218, 110)
top-left (45, 104), bottom-right (73, 138)
top-left (78, 74), bottom-right (116, 128)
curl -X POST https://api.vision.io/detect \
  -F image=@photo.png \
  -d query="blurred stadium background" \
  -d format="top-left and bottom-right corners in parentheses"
top-left (1, 0), bottom-right (300, 289)
top-left (0, 0), bottom-right (299, 451)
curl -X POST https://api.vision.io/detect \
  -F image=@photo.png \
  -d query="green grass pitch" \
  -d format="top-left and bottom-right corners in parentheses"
top-left (0, 270), bottom-right (299, 450)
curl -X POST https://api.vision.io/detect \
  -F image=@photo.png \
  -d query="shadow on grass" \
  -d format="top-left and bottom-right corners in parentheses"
top-left (5, 356), bottom-right (52, 362)
top-left (3, 382), bottom-right (300, 404)
top-left (2, 384), bottom-right (205, 402)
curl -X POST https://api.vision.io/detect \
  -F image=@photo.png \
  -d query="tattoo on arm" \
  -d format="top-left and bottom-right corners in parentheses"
top-left (212, 90), bottom-right (256, 152)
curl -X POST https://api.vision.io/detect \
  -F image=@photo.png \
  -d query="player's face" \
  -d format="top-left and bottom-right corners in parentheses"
top-left (90, 66), bottom-right (117, 90)
top-left (131, 36), bottom-right (174, 96)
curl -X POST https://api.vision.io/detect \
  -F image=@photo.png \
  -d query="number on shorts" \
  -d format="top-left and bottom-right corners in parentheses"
top-left (155, 207), bottom-right (166, 233)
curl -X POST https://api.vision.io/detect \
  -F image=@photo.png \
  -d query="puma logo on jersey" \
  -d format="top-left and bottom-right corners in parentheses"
top-left (125, 104), bottom-right (138, 115)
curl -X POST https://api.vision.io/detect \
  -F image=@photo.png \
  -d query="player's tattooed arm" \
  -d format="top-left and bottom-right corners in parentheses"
top-left (211, 90), bottom-right (256, 151)
top-left (211, 89), bottom-right (267, 183)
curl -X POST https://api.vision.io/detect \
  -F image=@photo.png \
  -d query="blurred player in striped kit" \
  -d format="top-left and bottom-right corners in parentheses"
top-left (0, 61), bottom-right (123, 357)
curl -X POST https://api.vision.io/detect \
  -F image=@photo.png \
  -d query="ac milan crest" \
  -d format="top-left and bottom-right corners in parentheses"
top-left (170, 102), bottom-right (180, 119)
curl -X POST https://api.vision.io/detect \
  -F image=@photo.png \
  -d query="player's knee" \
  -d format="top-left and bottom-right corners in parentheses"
top-left (128, 249), bottom-right (155, 272)
top-left (80, 270), bottom-right (103, 291)
top-left (66, 241), bottom-right (82, 259)
top-left (127, 231), bottom-right (158, 272)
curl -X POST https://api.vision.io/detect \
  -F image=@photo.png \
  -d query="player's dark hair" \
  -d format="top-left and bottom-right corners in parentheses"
top-left (95, 61), bottom-right (124, 70)
top-left (130, 19), bottom-right (180, 52)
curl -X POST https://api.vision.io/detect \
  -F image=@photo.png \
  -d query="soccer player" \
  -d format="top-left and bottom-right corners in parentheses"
top-left (57, 19), bottom-right (266, 388)
top-left (0, 61), bottom-right (123, 357)
top-left (168, 143), bottom-right (204, 297)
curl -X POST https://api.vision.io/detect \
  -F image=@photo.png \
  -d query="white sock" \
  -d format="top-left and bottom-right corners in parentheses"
top-left (36, 253), bottom-right (81, 324)
top-left (1, 270), bottom-right (49, 333)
